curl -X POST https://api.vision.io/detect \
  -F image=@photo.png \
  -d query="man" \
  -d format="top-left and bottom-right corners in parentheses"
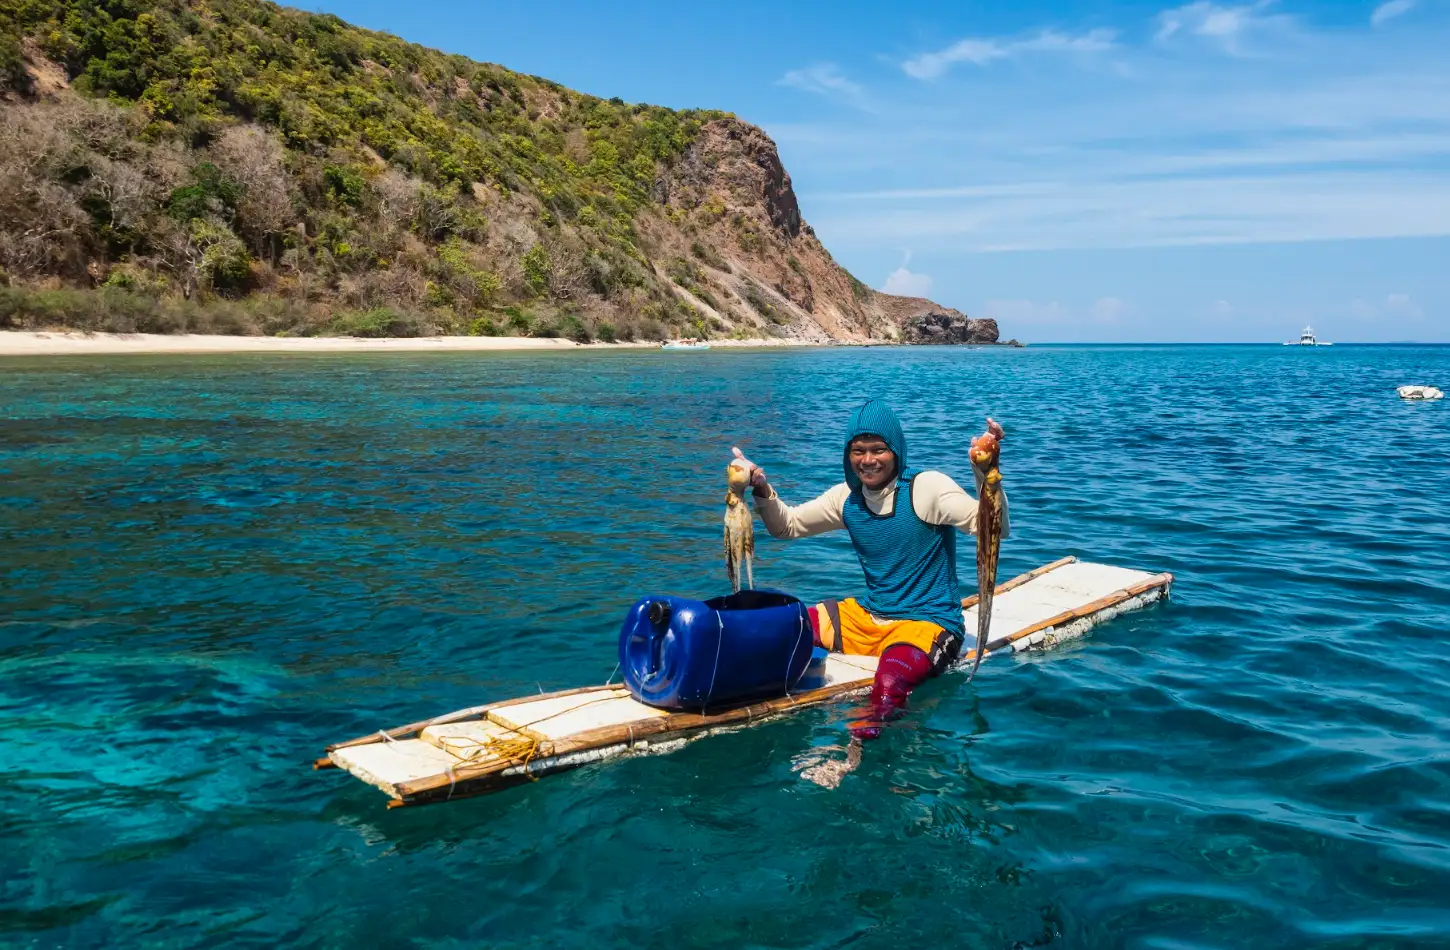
top-left (732, 398), bottom-right (1007, 788)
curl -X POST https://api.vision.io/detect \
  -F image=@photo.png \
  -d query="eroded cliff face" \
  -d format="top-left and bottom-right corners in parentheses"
top-left (645, 117), bottom-right (991, 344)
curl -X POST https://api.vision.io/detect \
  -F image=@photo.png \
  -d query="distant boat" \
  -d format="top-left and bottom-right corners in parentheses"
top-left (1283, 325), bottom-right (1331, 346)
top-left (660, 340), bottom-right (710, 350)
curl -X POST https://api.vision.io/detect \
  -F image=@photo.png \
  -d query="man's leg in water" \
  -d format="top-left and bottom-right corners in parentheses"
top-left (798, 644), bottom-right (939, 789)
top-left (848, 643), bottom-right (937, 740)
top-left (797, 601), bottom-right (950, 788)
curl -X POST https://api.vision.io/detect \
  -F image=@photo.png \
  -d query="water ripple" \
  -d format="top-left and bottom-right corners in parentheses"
top-left (2, 345), bottom-right (1449, 948)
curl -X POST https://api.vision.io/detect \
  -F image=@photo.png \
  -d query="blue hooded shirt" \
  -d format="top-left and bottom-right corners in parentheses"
top-left (840, 399), bottom-right (964, 637)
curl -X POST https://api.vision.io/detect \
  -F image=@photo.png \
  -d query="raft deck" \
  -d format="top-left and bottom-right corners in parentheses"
top-left (316, 557), bottom-right (1172, 807)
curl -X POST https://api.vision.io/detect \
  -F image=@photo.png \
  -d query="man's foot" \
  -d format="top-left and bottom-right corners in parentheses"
top-left (792, 738), bottom-right (863, 789)
top-left (800, 757), bottom-right (854, 789)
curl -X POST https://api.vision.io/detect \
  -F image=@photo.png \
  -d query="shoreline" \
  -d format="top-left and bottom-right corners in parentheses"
top-left (0, 331), bottom-right (832, 356)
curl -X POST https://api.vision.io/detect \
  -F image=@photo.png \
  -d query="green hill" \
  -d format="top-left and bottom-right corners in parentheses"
top-left (0, 0), bottom-right (996, 343)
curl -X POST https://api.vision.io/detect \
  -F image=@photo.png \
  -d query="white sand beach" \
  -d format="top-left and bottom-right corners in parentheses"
top-left (0, 331), bottom-right (822, 356)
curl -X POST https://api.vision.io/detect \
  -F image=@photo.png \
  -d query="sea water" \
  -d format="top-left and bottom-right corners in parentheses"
top-left (2, 344), bottom-right (1449, 948)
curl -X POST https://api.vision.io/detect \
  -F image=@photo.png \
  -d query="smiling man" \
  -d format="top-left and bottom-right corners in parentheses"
top-left (732, 398), bottom-right (1006, 787)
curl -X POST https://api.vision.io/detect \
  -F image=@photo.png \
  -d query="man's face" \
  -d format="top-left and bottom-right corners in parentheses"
top-left (848, 436), bottom-right (896, 490)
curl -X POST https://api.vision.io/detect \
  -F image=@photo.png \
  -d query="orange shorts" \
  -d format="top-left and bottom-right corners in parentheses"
top-left (809, 598), bottom-right (951, 658)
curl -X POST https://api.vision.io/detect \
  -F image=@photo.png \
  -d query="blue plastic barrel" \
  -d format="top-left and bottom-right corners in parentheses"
top-left (619, 589), bottom-right (814, 711)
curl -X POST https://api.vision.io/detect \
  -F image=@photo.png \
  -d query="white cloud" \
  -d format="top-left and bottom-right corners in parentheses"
top-left (1018, 29), bottom-right (1120, 54)
top-left (902, 29), bottom-right (1117, 79)
top-left (780, 4), bottom-right (1450, 269)
top-left (1371, 0), bottom-right (1415, 26)
top-left (1155, 1), bottom-right (1292, 53)
top-left (980, 299), bottom-right (1072, 324)
top-left (808, 170), bottom-right (1450, 252)
top-left (1347, 293), bottom-right (1423, 322)
top-left (1385, 292), bottom-right (1423, 316)
top-left (1091, 297), bottom-right (1132, 321)
top-left (778, 64), bottom-right (866, 104)
top-left (881, 266), bottom-right (933, 297)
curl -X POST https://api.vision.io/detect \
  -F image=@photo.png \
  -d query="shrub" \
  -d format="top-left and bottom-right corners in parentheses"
top-left (499, 305), bottom-right (532, 334)
top-left (169, 163), bottom-right (243, 224)
top-left (596, 321), bottom-right (616, 343)
top-left (191, 220), bottom-right (252, 293)
top-left (690, 241), bottom-right (727, 270)
top-left (469, 315), bottom-right (501, 336)
top-left (741, 281), bottom-right (775, 321)
top-left (736, 229), bottom-right (762, 253)
top-left (326, 306), bottom-right (426, 338)
top-left (522, 243), bottom-right (551, 295)
top-left (0, 33), bottom-right (33, 97)
top-left (323, 165), bottom-right (368, 208)
top-left (559, 313), bottom-right (591, 343)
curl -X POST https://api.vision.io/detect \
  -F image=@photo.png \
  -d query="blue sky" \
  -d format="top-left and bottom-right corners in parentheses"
top-left (306, 0), bottom-right (1449, 342)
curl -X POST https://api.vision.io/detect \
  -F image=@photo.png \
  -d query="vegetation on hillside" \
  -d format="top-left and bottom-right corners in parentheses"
top-left (0, 0), bottom-right (750, 339)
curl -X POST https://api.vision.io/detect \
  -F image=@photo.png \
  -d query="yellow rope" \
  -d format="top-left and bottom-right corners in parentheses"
top-left (436, 732), bottom-right (546, 780)
top-left (433, 686), bottom-right (630, 783)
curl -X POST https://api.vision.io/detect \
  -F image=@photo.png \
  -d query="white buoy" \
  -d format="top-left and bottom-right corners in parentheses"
top-left (1397, 385), bottom-right (1445, 400)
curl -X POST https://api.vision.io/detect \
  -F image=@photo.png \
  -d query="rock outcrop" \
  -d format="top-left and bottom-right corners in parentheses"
top-left (899, 310), bottom-right (1000, 345)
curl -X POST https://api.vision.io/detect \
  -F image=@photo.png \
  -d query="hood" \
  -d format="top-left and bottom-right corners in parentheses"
top-left (842, 398), bottom-right (909, 491)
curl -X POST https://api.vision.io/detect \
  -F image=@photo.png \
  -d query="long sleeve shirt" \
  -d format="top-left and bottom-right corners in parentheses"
top-left (753, 470), bottom-right (1009, 541)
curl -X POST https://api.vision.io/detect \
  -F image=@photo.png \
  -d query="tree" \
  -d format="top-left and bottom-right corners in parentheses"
top-left (208, 125), bottom-right (295, 260)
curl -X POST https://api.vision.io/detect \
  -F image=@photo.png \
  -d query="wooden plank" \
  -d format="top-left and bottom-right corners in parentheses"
top-left (960, 556), bottom-right (1075, 609)
top-left (967, 572), bottom-right (1173, 660)
top-left (324, 683), bottom-right (619, 752)
top-left (493, 694), bottom-right (669, 740)
top-left (330, 738), bottom-right (461, 796)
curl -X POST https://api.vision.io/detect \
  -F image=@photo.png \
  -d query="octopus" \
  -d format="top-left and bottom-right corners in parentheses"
top-left (966, 422), bottom-right (1005, 682)
top-left (724, 462), bottom-right (755, 593)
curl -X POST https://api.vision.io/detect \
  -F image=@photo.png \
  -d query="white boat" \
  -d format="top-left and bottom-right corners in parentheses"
top-left (1283, 325), bottom-right (1332, 346)
top-left (660, 341), bottom-right (710, 350)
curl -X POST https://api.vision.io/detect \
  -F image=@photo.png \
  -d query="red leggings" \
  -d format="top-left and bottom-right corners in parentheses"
top-left (806, 614), bottom-right (941, 740)
top-left (849, 643), bottom-right (937, 740)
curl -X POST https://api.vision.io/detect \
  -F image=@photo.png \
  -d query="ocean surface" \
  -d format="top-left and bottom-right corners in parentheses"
top-left (2, 344), bottom-right (1449, 949)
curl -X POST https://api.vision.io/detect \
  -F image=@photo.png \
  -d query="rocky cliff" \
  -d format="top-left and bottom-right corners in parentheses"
top-left (0, 0), bottom-right (993, 343)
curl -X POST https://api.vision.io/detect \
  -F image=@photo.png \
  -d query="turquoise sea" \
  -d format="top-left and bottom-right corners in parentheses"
top-left (3, 344), bottom-right (1449, 949)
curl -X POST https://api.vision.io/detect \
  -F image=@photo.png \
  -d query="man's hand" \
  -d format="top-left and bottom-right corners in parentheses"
top-left (731, 446), bottom-right (770, 496)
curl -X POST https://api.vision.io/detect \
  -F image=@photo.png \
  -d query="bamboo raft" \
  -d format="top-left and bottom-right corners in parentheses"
top-left (315, 557), bottom-right (1172, 808)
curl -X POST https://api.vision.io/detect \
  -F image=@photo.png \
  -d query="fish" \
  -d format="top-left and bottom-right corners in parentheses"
top-left (724, 463), bottom-right (755, 593)
top-left (966, 424), bottom-right (1004, 682)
